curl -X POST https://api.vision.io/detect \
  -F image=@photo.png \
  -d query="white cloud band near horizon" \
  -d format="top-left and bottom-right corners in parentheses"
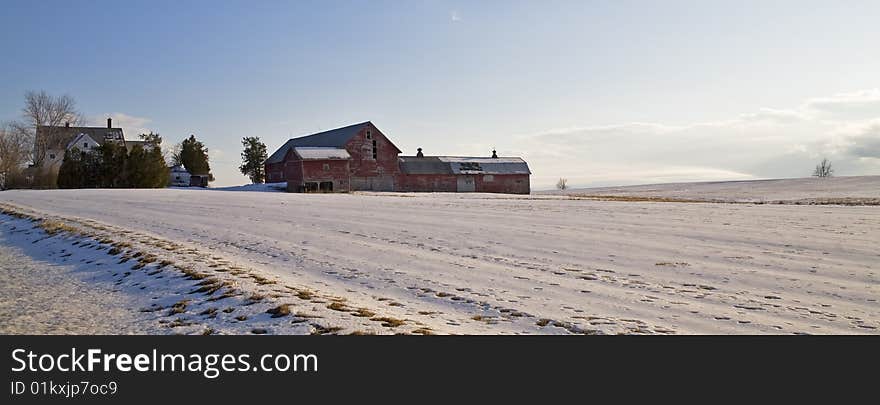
top-left (513, 89), bottom-right (880, 190)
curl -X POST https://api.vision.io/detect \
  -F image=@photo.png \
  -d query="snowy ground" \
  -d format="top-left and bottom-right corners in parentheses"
top-left (0, 240), bottom-right (161, 335)
top-left (0, 177), bottom-right (878, 335)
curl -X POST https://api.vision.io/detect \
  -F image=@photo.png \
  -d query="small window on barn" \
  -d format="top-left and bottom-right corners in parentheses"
top-left (372, 139), bottom-right (378, 159)
top-left (84, 142), bottom-right (88, 148)
top-left (49, 154), bottom-right (56, 159)
top-left (323, 163), bottom-right (330, 171)
top-left (366, 130), bottom-right (372, 140)
top-left (484, 175), bottom-right (494, 182)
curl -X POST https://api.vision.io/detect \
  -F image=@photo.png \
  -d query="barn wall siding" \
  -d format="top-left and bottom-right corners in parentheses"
top-left (285, 159), bottom-right (350, 192)
top-left (395, 173), bottom-right (530, 194)
top-left (343, 124), bottom-right (401, 191)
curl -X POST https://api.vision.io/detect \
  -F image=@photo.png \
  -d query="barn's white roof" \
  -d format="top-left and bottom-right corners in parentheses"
top-left (293, 147), bottom-right (351, 160)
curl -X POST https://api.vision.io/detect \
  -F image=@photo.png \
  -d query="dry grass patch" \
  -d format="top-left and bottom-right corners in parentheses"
top-left (266, 304), bottom-right (292, 318)
top-left (311, 325), bottom-right (344, 335)
top-left (371, 317), bottom-right (406, 328)
top-left (327, 302), bottom-right (349, 312)
top-left (190, 278), bottom-right (231, 296)
top-left (168, 300), bottom-right (190, 315)
top-left (295, 290), bottom-right (315, 300)
top-left (244, 293), bottom-right (265, 305)
top-left (38, 220), bottom-right (79, 236)
top-left (352, 308), bottom-right (376, 317)
top-left (655, 262), bottom-right (690, 267)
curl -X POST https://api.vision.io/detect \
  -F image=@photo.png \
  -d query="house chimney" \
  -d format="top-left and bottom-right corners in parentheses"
top-left (491, 149), bottom-right (498, 158)
top-left (107, 117), bottom-right (112, 129)
top-left (416, 147), bottom-right (424, 157)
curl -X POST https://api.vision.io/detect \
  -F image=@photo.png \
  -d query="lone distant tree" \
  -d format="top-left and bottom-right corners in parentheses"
top-left (556, 178), bottom-right (568, 190)
top-left (239, 136), bottom-right (267, 183)
top-left (813, 158), bottom-right (833, 178)
top-left (179, 134), bottom-right (213, 181)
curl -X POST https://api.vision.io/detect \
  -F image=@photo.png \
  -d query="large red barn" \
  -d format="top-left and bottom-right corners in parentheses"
top-left (264, 121), bottom-right (530, 194)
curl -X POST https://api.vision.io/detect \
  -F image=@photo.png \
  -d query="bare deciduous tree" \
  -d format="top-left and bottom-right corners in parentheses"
top-left (813, 158), bottom-right (833, 178)
top-left (167, 142), bottom-right (183, 167)
top-left (21, 90), bottom-right (83, 166)
top-left (0, 122), bottom-right (32, 189)
top-left (556, 178), bottom-right (568, 190)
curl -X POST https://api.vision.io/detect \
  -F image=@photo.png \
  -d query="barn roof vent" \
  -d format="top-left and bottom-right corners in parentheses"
top-left (491, 149), bottom-right (498, 158)
top-left (416, 147), bottom-right (424, 157)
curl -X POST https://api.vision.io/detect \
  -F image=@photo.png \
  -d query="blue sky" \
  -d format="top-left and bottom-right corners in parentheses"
top-left (2, 0), bottom-right (879, 188)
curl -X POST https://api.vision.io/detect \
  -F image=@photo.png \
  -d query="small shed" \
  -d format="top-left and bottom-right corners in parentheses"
top-left (189, 174), bottom-right (210, 188)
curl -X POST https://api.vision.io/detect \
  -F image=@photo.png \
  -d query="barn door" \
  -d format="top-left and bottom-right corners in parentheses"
top-left (457, 176), bottom-right (475, 192)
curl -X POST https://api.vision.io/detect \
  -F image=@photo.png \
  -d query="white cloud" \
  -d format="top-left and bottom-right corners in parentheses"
top-left (92, 112), bottom-right (153, 138)
top-left (450, 10), bottom-right (462, 22)
top-left (804, 89), bottom-right (880, 120)
top-left (208, 148), bottom-right (225, 161)
top-left (517, 89), bottom-right (880, 189)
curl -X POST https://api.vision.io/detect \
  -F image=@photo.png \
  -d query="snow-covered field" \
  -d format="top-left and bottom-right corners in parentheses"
top-left (0, 177), bottom-right (878, 334)
top-left (547, 175), bottom-right (880, 204)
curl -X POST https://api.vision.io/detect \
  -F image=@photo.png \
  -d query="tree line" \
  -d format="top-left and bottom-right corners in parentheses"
top-left (57, 133), bottom-right (170, 189)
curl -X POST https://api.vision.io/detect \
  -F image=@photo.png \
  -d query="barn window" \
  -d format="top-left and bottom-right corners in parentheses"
top-left (49, 154), bottom-right (56, 159)
top-left (372, 139), bottom-right (378, 159)
top-left (84, 142), bottom-right (88, 148)
top-left (323, 163), bottom-right (330, 171)
top-left (366, 130), bottom-right (372, 140)
top-left (484, 175), bottom-right (494, 182)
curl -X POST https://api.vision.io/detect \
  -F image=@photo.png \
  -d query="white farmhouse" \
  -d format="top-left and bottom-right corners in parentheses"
top-left (169, 165), bottom-right (192, 187)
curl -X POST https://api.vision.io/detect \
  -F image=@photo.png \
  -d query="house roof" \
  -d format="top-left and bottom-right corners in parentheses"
top-left (266, 121), bottom-right (401, 164)
top-left (399, 156), bottom-right (531, 175)
top-left (37, 125), bottom-right (124, 150)
top-left (397, 157), bottom-right (454, 174)
top-left (293, 147), bottom-right (351, 160)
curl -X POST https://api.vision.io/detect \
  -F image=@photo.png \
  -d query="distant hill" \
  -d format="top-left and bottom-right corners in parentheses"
top-left (541, 175), bottom-right (880, 204)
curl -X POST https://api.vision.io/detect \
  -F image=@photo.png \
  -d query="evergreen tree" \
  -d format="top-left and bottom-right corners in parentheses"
top-left (96, 142), bottom-right (127, 187)
top-left (125, 145), bottom-right (148, 187)
top-left (180, 135), bottom-right (213, 181)
top-left (57, 148), bottom-right (85, 189)
top-left (239, 136), bottom-right (267, 183)
top-left (139, 132), bottom-right (170, 188)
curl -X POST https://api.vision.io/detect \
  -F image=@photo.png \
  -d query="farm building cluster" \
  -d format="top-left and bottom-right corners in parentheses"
top-left (265, 122), bottom-right (531, 194)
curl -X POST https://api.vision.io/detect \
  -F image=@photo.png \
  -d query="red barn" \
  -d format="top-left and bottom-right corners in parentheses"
top-left (265, 121), bottom-right (531, 194)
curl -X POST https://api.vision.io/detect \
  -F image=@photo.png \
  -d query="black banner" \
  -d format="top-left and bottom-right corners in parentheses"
top-left (1, 336), bottom-right (876, 403)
